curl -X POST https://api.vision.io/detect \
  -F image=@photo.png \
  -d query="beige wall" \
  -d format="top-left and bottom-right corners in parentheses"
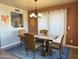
top-left (0, 4), bottom-right (28, 49)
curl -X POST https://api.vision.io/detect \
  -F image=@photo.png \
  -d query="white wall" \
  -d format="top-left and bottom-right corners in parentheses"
top-left (0, 4), bottom-right (28, 49)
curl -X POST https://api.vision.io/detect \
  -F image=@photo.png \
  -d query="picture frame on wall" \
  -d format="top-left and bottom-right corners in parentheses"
top-left (1, 15), bottom-right (9, 25)
top-left (11, 12), bottom-right (23, 28)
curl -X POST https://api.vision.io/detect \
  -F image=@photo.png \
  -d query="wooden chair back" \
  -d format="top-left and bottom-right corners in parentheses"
top-left (40, 29), bottom-right (48, 36)
top-left (18, 29), bottom-right (26, 43)
top-left (24, 33), bottom-right (35, 51)
top-left (18, 29), bottom-right (26, 37)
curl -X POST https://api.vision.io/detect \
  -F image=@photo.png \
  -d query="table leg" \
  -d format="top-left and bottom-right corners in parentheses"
top-left (43, 41), bottom-right (52, 56)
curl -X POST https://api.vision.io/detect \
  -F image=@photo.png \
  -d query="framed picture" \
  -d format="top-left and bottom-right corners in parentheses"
top-left (11, 12), bottom-right (23, 28)
top-left (1, 15), bottom-right (9, 25)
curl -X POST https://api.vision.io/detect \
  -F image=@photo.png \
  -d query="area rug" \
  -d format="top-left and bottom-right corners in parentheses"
top-left (6, 45), bottom-right (69, 59)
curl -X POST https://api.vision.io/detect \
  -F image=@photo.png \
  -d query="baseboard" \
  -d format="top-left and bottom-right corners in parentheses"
top-left (1, 41), bottom-right (20, 50)
top-left (65, 45), bottom-right (78, 49)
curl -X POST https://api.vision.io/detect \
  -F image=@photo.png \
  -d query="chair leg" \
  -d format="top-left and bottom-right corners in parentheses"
top-left (20, 43), bottom-right (21, 47)
top-left (33, 51), bottom-right (35, 59)
top-left (59, 50), bottom-right (62, 59)
top-left (20, 42), bottom-right (22, 47)
top-left (62, 49), bottom-right (63, 54)
top-left (25, 48), bottom-right (28, 55)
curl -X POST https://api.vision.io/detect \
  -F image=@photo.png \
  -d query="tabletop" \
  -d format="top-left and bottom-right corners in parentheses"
top-left (34, 35), bottom-right (62, 44)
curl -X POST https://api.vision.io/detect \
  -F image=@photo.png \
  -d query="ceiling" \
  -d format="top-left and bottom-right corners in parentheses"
top-left (0, 0), bottom-right (77, 11)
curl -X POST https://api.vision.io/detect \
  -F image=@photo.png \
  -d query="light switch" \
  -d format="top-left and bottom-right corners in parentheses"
top-left (68, 26), bottom-right (70, 30)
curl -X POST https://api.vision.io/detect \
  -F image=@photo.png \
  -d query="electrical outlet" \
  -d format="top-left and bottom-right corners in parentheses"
top-left (70, 40), bottom-right (73, 43)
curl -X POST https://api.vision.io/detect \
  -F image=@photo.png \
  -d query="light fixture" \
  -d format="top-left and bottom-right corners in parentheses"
top-left (29, 0), bottom-right (38, 18)
top-left (29, 0), bottom-right (43, 18)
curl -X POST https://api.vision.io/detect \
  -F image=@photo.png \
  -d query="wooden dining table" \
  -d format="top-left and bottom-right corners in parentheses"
top-left (34, 35), bottom-right (56, 56)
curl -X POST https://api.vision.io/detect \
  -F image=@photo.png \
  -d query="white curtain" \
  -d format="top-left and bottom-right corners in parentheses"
top-left (38, 9), bottom-right (67, 36)
top-left (38, 12), bottom-right (49, 34)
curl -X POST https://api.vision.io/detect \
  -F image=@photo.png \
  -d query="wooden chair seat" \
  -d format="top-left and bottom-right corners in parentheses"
top-left (50, 42), bottom-right (60, 48)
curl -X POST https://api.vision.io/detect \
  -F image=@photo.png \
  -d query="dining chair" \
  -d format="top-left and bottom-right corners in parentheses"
top-left (49, 34), bottom-right (65, 59)
top-left (24, 33), bottom-right (42, 59)
top-left (18, 29), bottom-right (26, 46)
top-left (39, 29), bottom-right (51, 56)
top-left (39, 29), bottom-right (48, 46)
